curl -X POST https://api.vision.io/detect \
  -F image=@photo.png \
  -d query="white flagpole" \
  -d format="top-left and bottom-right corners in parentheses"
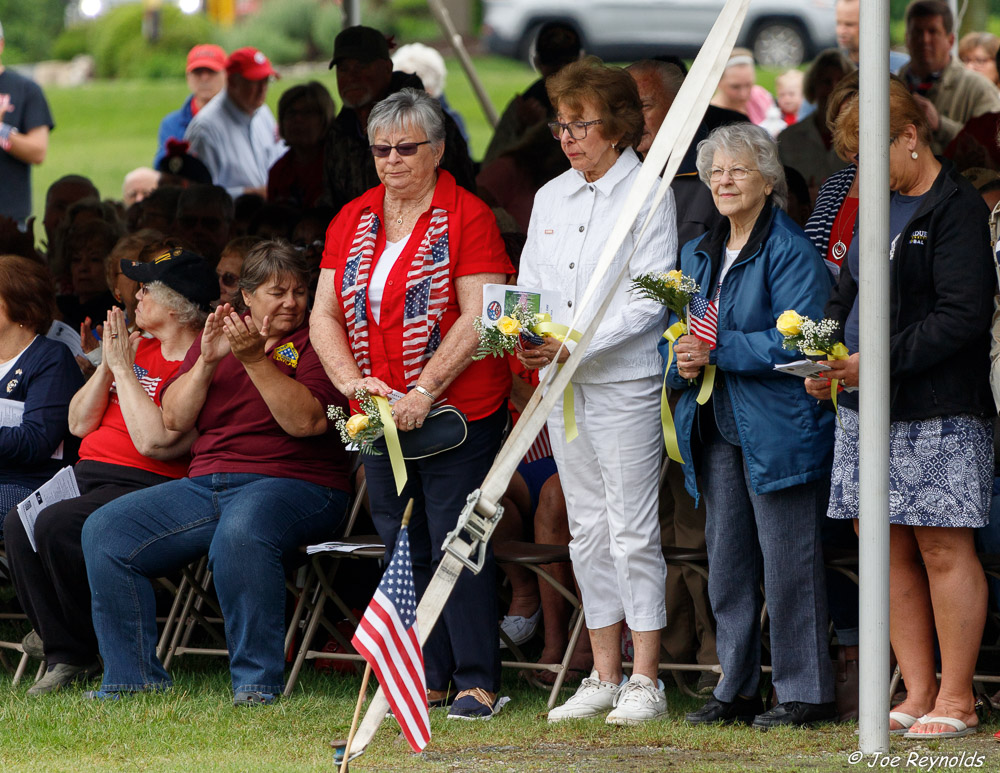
top-left (857, 0), bottom-right (891, 754)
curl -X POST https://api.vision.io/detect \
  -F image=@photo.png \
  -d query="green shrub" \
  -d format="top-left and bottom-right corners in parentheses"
top-left (55, 4), bottom-right (220, 79)
top-left (51, 25), bottom-right (92, 62)
top-left (219, 0), bottom-right (334, 64)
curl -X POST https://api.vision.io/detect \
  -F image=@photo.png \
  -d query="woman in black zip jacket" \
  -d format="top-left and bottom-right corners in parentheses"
top-left (808, 79), bottom-right (995, 739)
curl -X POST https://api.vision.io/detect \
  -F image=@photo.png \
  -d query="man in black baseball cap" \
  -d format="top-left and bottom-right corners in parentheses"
top-left (322, 25), bottom-right (475, 210)
top-left (121, 247), bottom-right (219, 313)
top-left (329, 25), bottom-right (391, 68)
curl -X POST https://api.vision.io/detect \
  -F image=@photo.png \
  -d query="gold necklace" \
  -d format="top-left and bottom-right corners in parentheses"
top-left (386, 190), bottom-right (433, 226)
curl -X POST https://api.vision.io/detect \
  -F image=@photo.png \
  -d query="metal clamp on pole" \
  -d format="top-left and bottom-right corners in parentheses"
top-left (442, 489), bottom-right (504, 574)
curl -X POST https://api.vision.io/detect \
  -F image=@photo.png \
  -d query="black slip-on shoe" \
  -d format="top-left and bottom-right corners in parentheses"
top-left (752, 700), bottom-right (837, 729)
top-left (686, 693), bottom-right (765, 725)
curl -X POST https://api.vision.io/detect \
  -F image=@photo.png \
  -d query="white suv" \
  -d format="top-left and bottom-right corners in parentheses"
top-left (482, 0), bottom-right (838, 67)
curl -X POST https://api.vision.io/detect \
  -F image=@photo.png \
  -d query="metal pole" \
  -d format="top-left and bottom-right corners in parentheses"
top-left (857, 0), bottom-right (891, 755)
top-left (344, 0), bottom-right (362, 28)
top-left (427, 0), bottom-right (500, 128)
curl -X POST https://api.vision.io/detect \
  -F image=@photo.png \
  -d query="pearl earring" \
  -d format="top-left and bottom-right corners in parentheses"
top-left (911, 150), bottom-right (919, 160)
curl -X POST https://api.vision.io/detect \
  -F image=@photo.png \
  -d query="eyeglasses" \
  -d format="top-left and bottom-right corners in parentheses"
top-left (137, 285), bottom-right (149, 298)
top-left (218, 272), bottom-right (239, 288)
top-left (709, 166), bottom-right (759, 181)
top-left (548, 119), bottom-right (603, 140)
top-left (370, 141), bottom-right (431, 158)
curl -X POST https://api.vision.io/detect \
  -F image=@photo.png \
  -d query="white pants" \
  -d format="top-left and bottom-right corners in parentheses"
top-left (548, 375), bottom-right (667, 631)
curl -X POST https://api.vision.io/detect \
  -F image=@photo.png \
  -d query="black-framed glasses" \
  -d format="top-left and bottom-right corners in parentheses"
top-left (548, 119), bottom-right (603, 140)
top-left (370, 141), bottom-right (431, 158)
top-left (218, 272), bottom-right (239, 288)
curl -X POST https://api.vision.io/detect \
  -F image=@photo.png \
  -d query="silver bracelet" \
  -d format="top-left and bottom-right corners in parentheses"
top-left (412, 385), bottom-right (435, 402)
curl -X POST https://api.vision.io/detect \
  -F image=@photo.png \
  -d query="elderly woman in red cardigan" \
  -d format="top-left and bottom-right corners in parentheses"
top-left (311, 88), bottom-right (514, 720)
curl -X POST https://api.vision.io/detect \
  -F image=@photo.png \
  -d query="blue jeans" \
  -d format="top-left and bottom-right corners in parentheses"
top-left (701, 435), bottom-right (834, 704)
top-left (81, 473), bottom-right (347, 694)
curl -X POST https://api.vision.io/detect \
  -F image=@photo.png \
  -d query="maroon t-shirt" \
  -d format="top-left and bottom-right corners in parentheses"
top-left (162, 322), bottom-right (350, 491)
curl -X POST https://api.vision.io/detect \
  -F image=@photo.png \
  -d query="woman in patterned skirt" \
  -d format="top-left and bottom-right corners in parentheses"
top-left (808, 78), bottom-right (995, 739)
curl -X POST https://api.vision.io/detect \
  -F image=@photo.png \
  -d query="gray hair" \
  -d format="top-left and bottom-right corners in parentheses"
top-left (626, 59), bottom-right (685, 99)
top-left (145, 281), bottom-right (208, 330)
top-left (367, 88), bottom-right (446, 148)
top-left (695, 123), bottom-right (788, 210)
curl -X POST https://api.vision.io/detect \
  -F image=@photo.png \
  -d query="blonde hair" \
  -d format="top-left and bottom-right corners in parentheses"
top-left (833, 76), bottom-right (931, 160)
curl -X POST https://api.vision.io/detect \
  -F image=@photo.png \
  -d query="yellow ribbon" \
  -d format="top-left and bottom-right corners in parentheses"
top-left (533, 321), bottom-right (582, 344)
top-left (374, 396), bottom-right (407, 495)
top-left (696, 365), bottom-right (716, 406)
top-left (660, 321), bottom-right (687, 464)
top-left (826, 345), bottom-right (849, 430)
top-left (533, 321), bottom-right (583, 443)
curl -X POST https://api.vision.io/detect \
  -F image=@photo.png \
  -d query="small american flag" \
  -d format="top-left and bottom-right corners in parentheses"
top-left (351, 525), bottom-right (430, 752)
top-left (687, 294), bottom-right (718, 349)
top-left (132, 364), bottom-right (162, 400)
top-left (522, 425), bottom-right (553, 464)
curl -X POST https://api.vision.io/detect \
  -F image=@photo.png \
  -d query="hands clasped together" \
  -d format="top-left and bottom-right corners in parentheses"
top-left (102, 308), bottom-right (141, 377)
top-left (343, 375), bottom-right (432, 434)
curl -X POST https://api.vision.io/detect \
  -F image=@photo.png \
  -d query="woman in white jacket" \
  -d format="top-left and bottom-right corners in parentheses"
top-left (517, 57), bottom-right (677, 725)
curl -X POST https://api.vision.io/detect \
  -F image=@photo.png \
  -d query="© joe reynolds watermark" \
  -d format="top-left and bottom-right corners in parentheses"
top-left (846, 750), bottom-right (987, 768)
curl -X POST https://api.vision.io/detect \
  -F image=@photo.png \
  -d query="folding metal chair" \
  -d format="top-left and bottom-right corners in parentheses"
top-left (494, 539), bottom-right (587, 709)
top-left (283, 477), bottom-right (384, 695)
top-left (0, 545), bottom-right (45, 685)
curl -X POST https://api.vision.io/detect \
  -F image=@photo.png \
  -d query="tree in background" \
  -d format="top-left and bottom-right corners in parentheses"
top-left (0, 0), bottom-right (69, 64)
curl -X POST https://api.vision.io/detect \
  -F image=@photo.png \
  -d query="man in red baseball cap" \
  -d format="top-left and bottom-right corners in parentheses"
top-left (184, 47), bottom-right (285, 199)
top-left (153, 44), bottom-right (226, 168)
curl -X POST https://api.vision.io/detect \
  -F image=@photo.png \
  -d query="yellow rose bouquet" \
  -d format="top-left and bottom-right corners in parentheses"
top-left (776, 310), bottom-right (849, 360)
top-left (472, 301), bottom-right (552, 360)
top-left (327, 389), bottom-right (384, 454)
top-left (630, 269), bottom-right (701, 321)
top-left (632, 269), bottom-right (713, 466)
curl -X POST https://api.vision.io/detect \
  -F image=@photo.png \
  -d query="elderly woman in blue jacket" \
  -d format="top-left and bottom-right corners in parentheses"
top-left (664, 124), bottom-right (836, 729)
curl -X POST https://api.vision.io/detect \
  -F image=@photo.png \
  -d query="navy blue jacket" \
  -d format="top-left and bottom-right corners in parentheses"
top-left (0, 336), bottom-right (83, 488)
top-left (662, 201), bottom-right (834, 499)
top-left (154, 95), bottom-right (195, 168)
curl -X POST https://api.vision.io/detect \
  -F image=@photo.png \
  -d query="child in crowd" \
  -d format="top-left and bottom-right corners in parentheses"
top-left (775, 69), bottom-right (805, 126)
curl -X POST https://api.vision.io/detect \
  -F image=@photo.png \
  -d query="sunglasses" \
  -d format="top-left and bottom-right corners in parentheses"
top-left (218, 272), bottom-right (239, 288)
top-left (370, 141), bottom-right (431, 158)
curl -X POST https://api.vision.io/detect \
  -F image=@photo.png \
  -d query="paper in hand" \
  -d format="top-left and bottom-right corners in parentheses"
top-left (17, 467), bottom-right (80, 552)
top-left (773, 360), bottom-right (833, 379)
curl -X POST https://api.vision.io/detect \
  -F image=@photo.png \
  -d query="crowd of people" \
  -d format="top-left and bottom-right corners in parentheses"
top-left (0, 0), bottom-right (998, 739)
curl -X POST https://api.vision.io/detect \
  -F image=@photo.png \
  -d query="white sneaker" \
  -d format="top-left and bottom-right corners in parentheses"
top-left (547, 671), bottom-right (625, 723)
top-left (605, 673), bottom-right (668, 725)
top-left (499, 608), bottom-right (541, 648)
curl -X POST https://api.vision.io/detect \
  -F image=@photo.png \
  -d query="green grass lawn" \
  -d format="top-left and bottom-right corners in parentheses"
top-left (0, 654), bottom-right (998, 772)
top-left (29, 55), bottom-right (537, 234)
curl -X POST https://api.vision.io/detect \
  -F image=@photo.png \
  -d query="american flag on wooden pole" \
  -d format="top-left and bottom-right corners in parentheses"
top-left (687, 293), bottom-right (719, 349)
top-left (350, 503), bottom-right (430, 753)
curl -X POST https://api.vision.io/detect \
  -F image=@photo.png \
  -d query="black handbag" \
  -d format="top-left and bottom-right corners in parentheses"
top-left (396, 405), bottom-right (468, 459)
